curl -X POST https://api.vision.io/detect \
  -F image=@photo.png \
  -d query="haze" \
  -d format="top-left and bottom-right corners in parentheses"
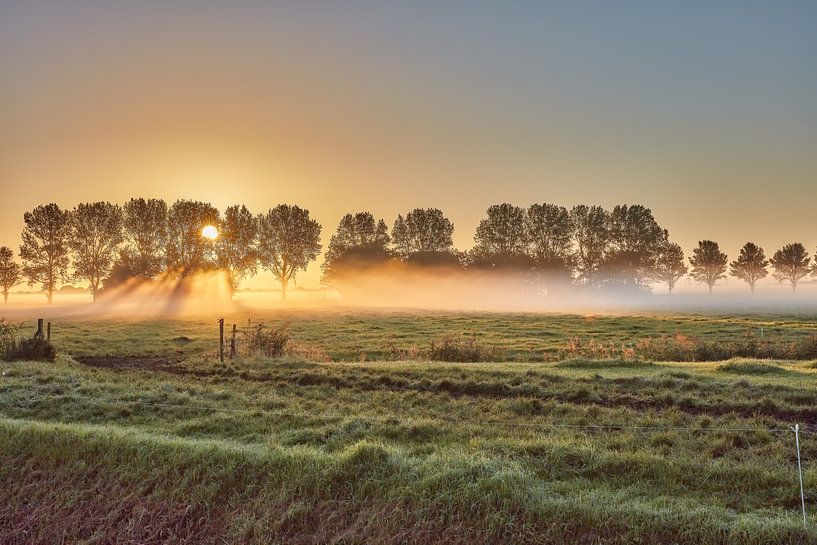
top-left (2, 0), bottom-right (816, 289)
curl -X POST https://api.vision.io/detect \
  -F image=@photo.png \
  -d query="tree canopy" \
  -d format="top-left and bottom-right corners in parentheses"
top-left (19, 203), bottom-right (72, 303)
top-left (69, 202), bottom-right (124, 301)
top-left (257, 205), bottom-right (322, 300)
top-left (0, 246), bottom-right (21, 303)
top-left (729, 243), bottom-right (769, 294)
top-left (689, 240), bottom-right (728, 294)
top-left (770, 243), bottom-right (811, 293)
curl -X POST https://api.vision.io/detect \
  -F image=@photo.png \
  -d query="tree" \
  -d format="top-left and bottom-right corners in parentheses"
top-left (121, 198), bottom-right (168, 279)
top-left (19, 203), bottom-right (71, 303)
top-left (689, 240), bottom-right (727, 294)
top-left (392, 208), bottom-right (454, 258)
top-left (770, 243), bottom-right (810, 293)
top-left (165, 200), bottom-right (221, 276)
top-left (570, 205), bottom-right (610, 285)
top-left (0, 246), bottom-right (21, 303)
top-left (470, 204), bottom-right (529, 269)
top-left (322, 212), bottom-right (391, 284)
top-left (69, 202), bottom-right (125, 302)
top-left (602, 205), bottom-right (666, 288)
top-left (525, 203), bottom-right (574, 277)
top-left (216, 205), bottom-right (258, 293)
top-left (652, 241), bottom-right (687, 294)
top-left (729, 242), bottom-right (768, 294)
top-left (257, 205), bottom-right (322, 300)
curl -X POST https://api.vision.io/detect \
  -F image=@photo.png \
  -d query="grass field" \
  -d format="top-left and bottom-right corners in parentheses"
top-left (2, 310), bottom-right (817, 544)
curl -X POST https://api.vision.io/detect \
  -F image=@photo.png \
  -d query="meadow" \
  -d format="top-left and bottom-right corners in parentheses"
top-left (2, 310), bottom-right (817, 544)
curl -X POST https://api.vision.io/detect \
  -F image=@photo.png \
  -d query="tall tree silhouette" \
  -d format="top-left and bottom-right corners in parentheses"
top-left (120, 198), bottom-right (168, 279)
top-left (0, 246), bottom-right (21, 303)
top-left (570, 205), bottom-right (610, 285)
top-left (69, 202), bottom-right (124, 302)
top-left (392, 208), bottom-right (454, 258)
top-left (216, 205), bottom-right (258, 293)
top-left (770, 243), bottom-right (810, 293)
top-left (257, 205), bottom-right (322, 300)
top-left (603, 205), bottom-right (666, 288)
top-left (525, 203), bottom-right (574, 278)
top-left (652, 241), bottom-right (686, 294)
top-left (689, 240), bottom-right (727, 294)
top-left (165, 200), bottom-right (220, 276)
top-left (729, 242), bottom-right (769, 294)
top-left (322, 212), bottom-right (391, 284)
top-left (19, 204), bottom-right (71, 303)
top-left (470, 204), bottom-right (530, 270)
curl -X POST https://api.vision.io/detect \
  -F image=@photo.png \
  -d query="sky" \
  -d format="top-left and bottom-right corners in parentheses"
top-left (1, 1), bottom-right (816, 289)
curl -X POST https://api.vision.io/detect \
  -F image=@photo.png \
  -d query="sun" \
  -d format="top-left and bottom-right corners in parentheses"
top-left (201, 225), bottom-right (219, 240)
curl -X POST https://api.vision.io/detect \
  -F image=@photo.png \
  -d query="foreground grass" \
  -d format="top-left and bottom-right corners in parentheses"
top-left (1, 353), bottom-right (817, 544)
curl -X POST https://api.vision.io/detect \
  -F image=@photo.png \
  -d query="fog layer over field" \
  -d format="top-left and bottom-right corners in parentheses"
top-left (4, 266), bottom-right (817, 320)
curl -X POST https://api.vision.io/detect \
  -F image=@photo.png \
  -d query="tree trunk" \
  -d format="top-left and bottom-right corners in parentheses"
top-left (708, 284), bottom-right (713, 295)
top-left (47, 286), bottom-right (53, 304)
top-left (281, 279), bottom-right (287, 301)
top-left (3, 291), bottom-right (7, 303)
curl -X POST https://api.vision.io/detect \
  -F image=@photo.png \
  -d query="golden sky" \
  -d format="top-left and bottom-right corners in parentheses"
top-left (1, 1), bottom-right (816, 288)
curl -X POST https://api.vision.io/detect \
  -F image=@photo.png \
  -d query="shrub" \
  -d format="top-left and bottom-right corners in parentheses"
top-left (243, 323), bottom-right (289, 358)
top-left (428, 335), bottom-right (494, 362)
top-left (10, 337), bottom-right (57, 362)
top-left (1, 320), bottom-right (57, 362)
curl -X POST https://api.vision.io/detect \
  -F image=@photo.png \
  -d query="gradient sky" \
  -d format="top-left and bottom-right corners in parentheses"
top-left (1, 1), bottom-right (816, 288)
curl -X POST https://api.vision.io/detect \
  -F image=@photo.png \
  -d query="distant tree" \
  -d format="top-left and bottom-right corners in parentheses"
top-left (0, 246), bottom-right (21, 303)
top-left (472, 204), bottom-right (527, 257)
top-left (69, 202), bottom-right (125, 302)
top-left (165, 200), bottom-right (221, 276)
top-left (19, 203), bottom-right (71, 303)
top-left (525, 203), bottom-right (574, 278)
top-left (257, 205), bottom-right (322, 300)
top-left (392, 208), bottom-right (454, 258)
top-left (470, 203), bottom-right (531, 272)
top-left (689, 240), bottom-right (728, 294)
top-left (770, 243), bottom-right (810, 293)
top-left (602, 205), bottom-right (666, 288)
top-left (570, 205), bottom-right (610, 285)
top-left (652, 241), bottom-right (687, 294)
top-left (121, 198), bottom-right (168, 279)
top-left (729, 242), bottom-right (769, 294)
top-left (322, 212), bottom-right (391, 284)
top-left (216, 205), bottom-right (258, 292)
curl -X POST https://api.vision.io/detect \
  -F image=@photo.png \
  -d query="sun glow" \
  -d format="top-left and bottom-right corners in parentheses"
top-left (202, 225), bottom-right (219, 240)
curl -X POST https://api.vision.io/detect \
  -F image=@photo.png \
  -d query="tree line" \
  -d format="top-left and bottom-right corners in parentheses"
top-left (0, 199), bottom-right (815, 303)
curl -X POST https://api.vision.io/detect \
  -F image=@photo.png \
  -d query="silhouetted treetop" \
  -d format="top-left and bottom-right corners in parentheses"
top-left (69, 202), bottom-right (124, 302)
top-left (19, 203), bottom-right (71, 303)
top-left (165, 200), bottom-right (221, 276)
top-left (257, 204), bottom-right (322, 300)
top-left (730, 242), bottom-right (769, 294)
top-left (689, 240), bottom-right (728, 294)
top-left (392, 208), bottom-right (454, 258)
top-left (770, 243), bottom-right (810, 293)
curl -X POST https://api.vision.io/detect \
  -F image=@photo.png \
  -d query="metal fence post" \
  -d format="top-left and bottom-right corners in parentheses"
top-left (792, 424), bottom-right (807, 528)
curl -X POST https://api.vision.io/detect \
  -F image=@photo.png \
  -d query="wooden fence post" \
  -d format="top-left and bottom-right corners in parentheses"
top-left (230, 324), bottom-right (237, 359)
top-left (46, 322), bottom-right (51, 341)
top-left (219, 318), bottom-right (224, 363)
top-left (36, 319), bottom-right (44, 340)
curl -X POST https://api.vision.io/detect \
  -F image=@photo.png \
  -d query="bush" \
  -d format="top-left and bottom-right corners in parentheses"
top-left (562, 331), bottom-right (817, 362)
top-left (10, 337), bottom-right (57, 362)
top-left (1, 320), bottom-right (57, 362)
top-left (243, 324), bottom-right (289, 358)
top-left (428, 335), bottom-right (493, 362)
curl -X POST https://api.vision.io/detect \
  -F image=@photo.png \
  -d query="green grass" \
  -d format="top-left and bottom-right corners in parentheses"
top-left (17, 309), bottom-right (817, 361)
top-left (2, 311), bottom-right (817, 543)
